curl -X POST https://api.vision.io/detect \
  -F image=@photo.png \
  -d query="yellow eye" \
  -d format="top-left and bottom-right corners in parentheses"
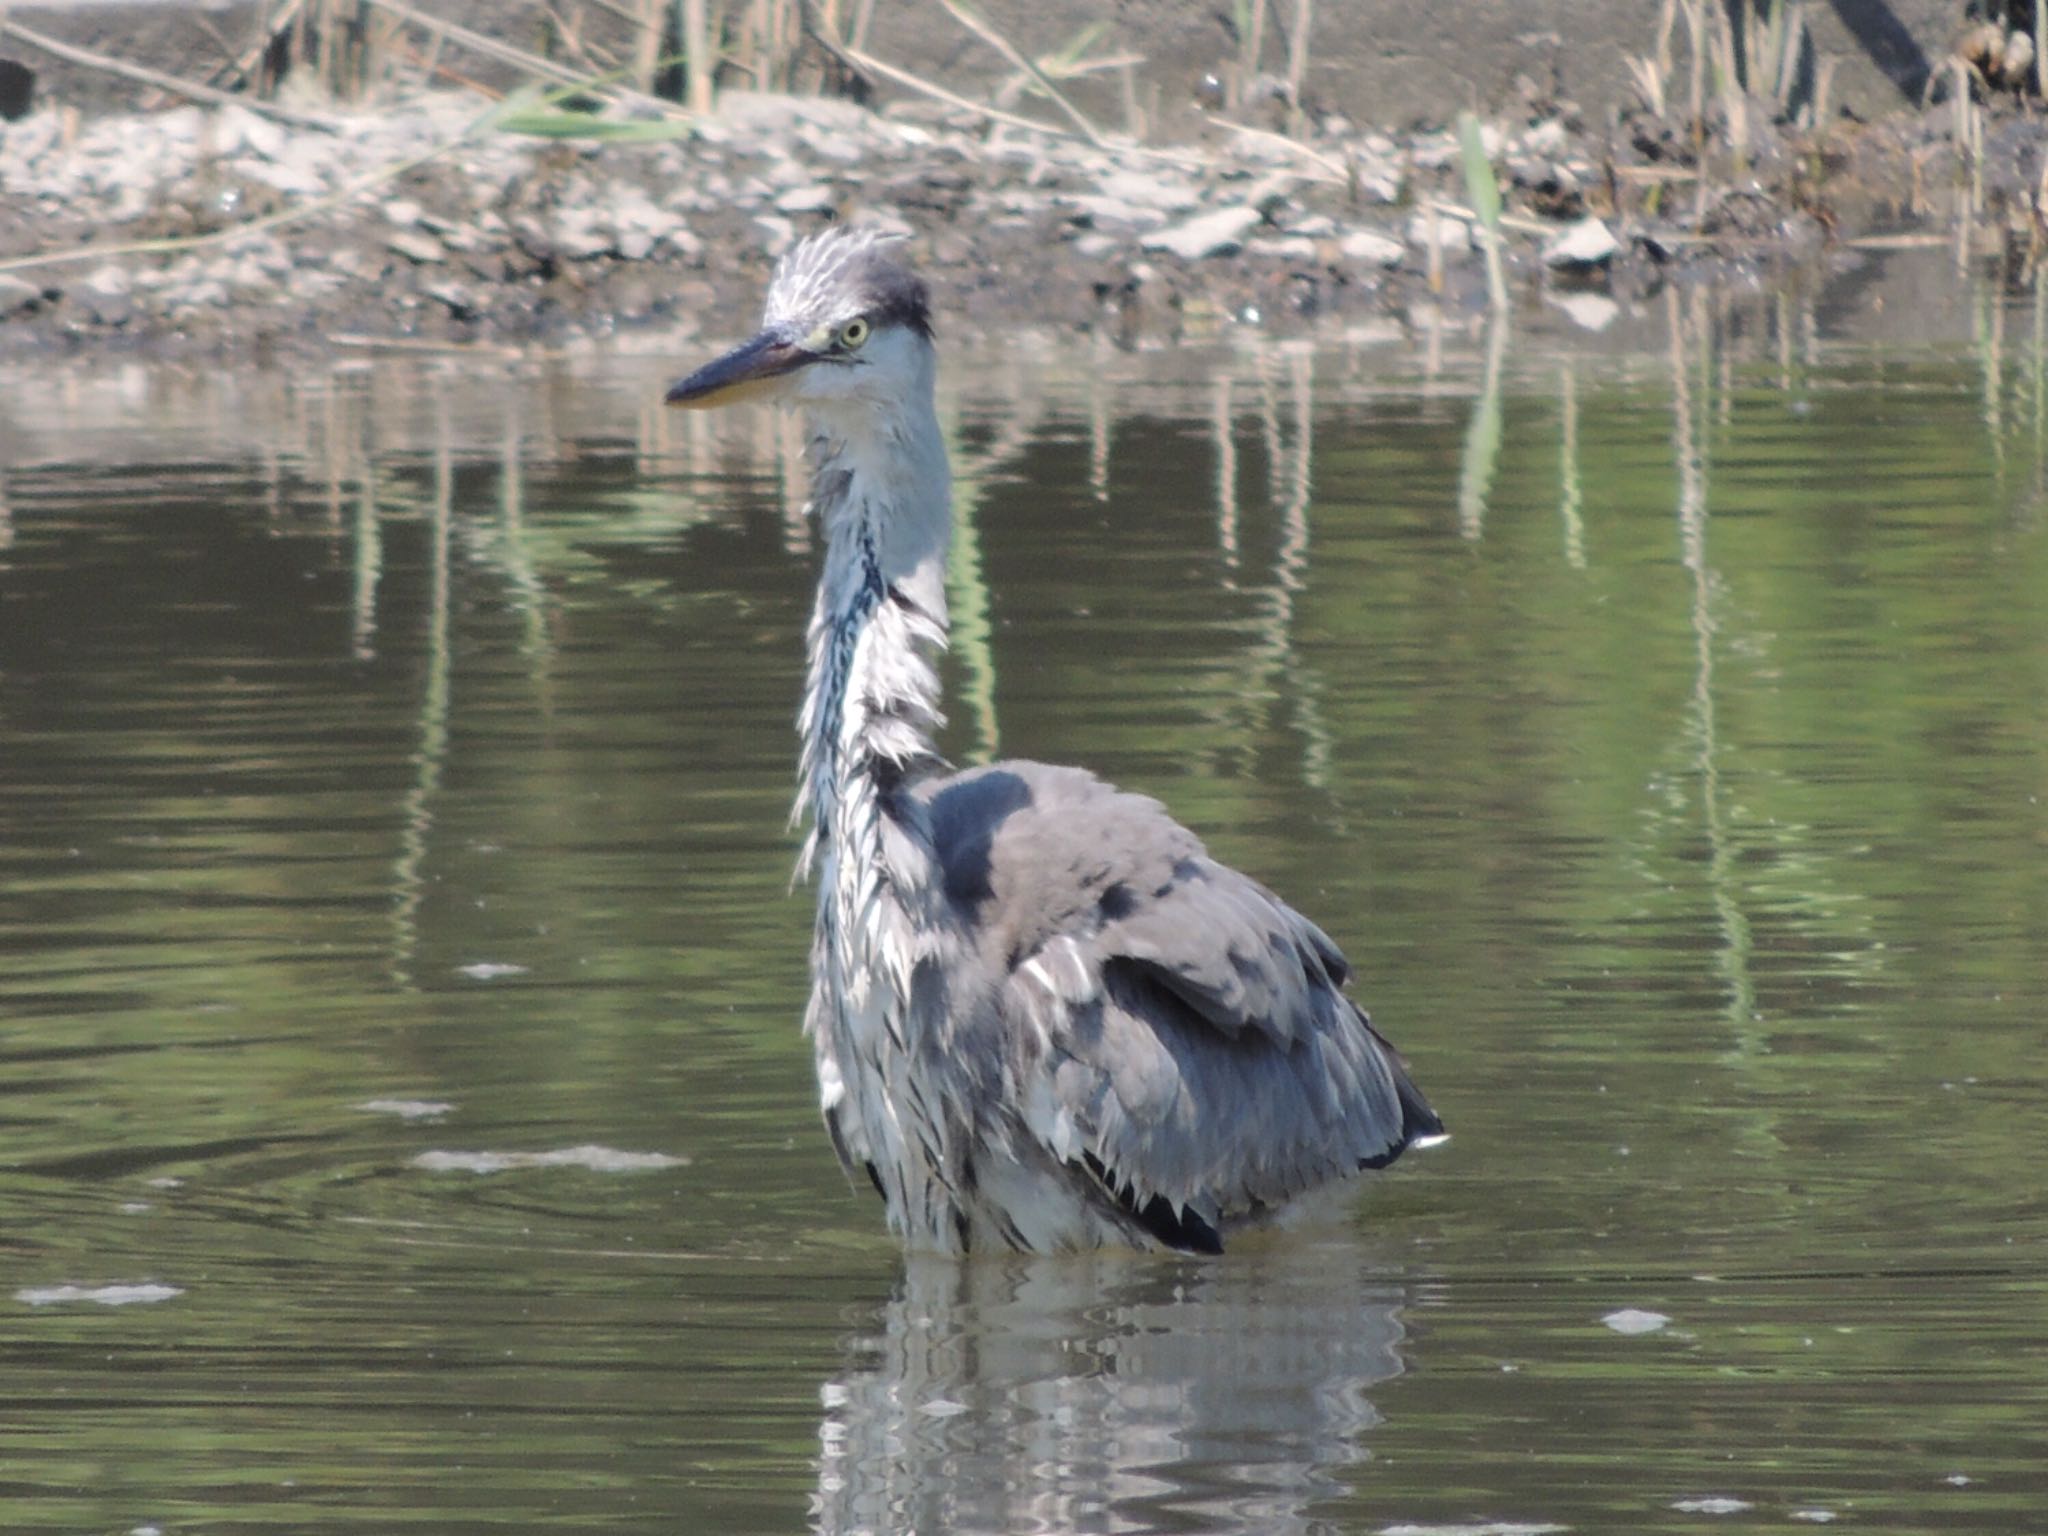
top-left (838, 317), bottom-right (871, 349)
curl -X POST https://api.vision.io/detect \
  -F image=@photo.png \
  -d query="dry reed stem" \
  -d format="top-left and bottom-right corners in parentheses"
top-left (1285, 0), bottom-right (1311, 135)
top-left (684, 0), bottom-right (714, 112)
top-left (1432, 200), bottom-right (1554, 238)
top-left (220, 0), bottom-right (314, 93)
top-left (0, 16), bottom-right (342, 129)
top-left (541, 3), bottom-right (611, 74)
top-left (804, 17), bottom-right (1204, 167)
top-left (361, 0), bottom-right (682, 114)
top-left (1200, 113), bottom-right (1345, 180)
top-left (1239, 0), bottom-right (1266, 106)
top-left (933, 0), bottom-right (1105, 145)
top-left (2038, 0), bottom-right (2046, 100)
top-left (631, 0), bottom-right (662, 94)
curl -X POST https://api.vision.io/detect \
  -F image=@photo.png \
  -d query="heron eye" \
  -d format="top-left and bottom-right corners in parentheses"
top-left (838, 317), bottom-right (871, 350)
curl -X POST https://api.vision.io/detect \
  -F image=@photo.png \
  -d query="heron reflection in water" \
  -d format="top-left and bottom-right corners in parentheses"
top-left (666, 227), bottom-right (1443, 1254)
top-left (815, 1249), bottom-right (1414, 1534)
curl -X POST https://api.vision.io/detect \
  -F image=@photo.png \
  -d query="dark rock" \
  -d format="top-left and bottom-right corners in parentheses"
top-left (0, 59), bottom-right (34, 121)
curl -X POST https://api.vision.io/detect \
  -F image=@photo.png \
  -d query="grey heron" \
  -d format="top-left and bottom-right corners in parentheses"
top-left (666, 227), bottom-right (1443, 1254)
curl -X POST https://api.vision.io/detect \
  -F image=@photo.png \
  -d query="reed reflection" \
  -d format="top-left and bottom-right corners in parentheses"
top-left (812, 1244), bottom-right (1416, 1536)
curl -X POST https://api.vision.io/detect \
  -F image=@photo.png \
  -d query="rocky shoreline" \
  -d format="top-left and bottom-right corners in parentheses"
top-left (0, 78), bottom-right (2033, 361)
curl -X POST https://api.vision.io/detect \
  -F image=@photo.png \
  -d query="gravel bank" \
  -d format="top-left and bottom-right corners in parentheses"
top-left (0, 82), bottom-right (2029, 360)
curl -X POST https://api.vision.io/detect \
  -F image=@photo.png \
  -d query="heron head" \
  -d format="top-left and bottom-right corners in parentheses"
top-left (665, 226), bottom-right (934, 417)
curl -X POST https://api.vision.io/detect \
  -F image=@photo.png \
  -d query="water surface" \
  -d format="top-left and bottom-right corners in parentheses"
top-left (3, 284), bottom-right (2046, 1534)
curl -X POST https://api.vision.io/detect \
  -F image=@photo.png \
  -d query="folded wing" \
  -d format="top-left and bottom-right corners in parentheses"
top-left (919, 761), bottom-right (1442, 1251)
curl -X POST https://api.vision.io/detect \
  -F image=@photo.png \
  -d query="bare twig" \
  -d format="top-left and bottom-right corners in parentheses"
top-left (994, 49), bottom-right (1147, 108)
top-left (0, 16), bottom-right (342, 130)
top-left (855, 39), bottom-right (1205, 167)
top-left (578, 0), bottom-right (652, 26)
top-left (836, 42), bottom-right (1055, 132)
top-left (932, 0), bottom-right (1104, 145)
top-left (802, 20), bottom-right (1061, 136)
top-left (801, 7), bottom-right (1207, 167)
top-left (331, 331), bottom-right (523, 354)
top-left (1431, 198), bottom-right (1553, 237)
top-left (360, 0), bottom-right (683, 115)
top-left (359, 0), bottom-right (583, 85)
top-left (1612, 164), bottom-right (1701, 183)
top-left (542, 3), bottom-right (610, 74)
top-left (1844, 232), bottom-right (1948, 250)
top-left (1201, 112), bottom-right (1344, 179)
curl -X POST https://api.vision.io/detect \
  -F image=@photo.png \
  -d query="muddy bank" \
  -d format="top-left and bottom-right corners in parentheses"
top-left (0, 81), bottom-right (2035, 363)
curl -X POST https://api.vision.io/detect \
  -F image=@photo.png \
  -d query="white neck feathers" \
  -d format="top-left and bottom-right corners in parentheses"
top-left (794, 390), bottom-right (952, 886)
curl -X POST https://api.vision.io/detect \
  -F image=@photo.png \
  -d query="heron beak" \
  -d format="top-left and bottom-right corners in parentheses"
top-left (664, 328), bottom-right (812, 409)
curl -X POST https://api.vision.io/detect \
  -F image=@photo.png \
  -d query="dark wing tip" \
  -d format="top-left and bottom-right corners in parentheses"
top-left (1357, 1065), bottom-right (1446, 1171)
top-left (1082, 1151), bottom-right (1226, 1255)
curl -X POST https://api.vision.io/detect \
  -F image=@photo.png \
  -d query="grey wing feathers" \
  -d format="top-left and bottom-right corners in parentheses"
top-left (918, 761), bottom-right (1440, 1244)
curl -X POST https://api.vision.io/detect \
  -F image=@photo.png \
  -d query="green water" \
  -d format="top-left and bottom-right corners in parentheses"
top-left (3, 286), bottom-right (2045, 1534)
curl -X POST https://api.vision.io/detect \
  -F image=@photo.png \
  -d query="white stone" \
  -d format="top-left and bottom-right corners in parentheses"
top-left (212, 102), bottom-right (286, 160)
top-left (0, 274), bottom-right (43, 315)
top-left (1062, 193), bottom-right (1167, 230)
top-left (1408, 130), bottom-right (1459, 170)
top-left (1339, 228), bottom-right (1405, 266)
top-left (1141, 204), bottom-right (1263, 260)
top-left (168, 278), bottom-right (228, 308)
top-left (1239, 172), bottom-right (1300, 212)
top-left (1096, 167), bottom-right (1202, 212)
top-left (224, 255), bottom-right (276, 293)
top-left (426, 280), bottom-right (477, 314)
top-left (774, 183), bottom-right (837, 215)
top-left (805, 130), bottom-right (868, 165)
top-left (1545, 215), bottom-right (1620, 267)
top-left (385, 229), bottom-right (445, 264)
top-left (1551, 291), bottom-right (1620, 331)
top-left (1351, 155), bottom-right (1400, 199)
top-left (1246, 234), bottom-right (1317, 260)
top-left (717, 89), bottom-right (869, 139)
top-left (856, 204), bottom-right (915, 240)
top-left (552, 212), bottom-right (614, 260)
top-left (80, 262), bottom-right (130, 296)
top-left (243, 157), bottom-right (328, 200)
top-left (1406, 209), bottom-right (1474, 260)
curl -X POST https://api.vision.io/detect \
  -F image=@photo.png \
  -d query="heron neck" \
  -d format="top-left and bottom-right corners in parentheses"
top-left (795, 398), bottom-right (951, 883)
